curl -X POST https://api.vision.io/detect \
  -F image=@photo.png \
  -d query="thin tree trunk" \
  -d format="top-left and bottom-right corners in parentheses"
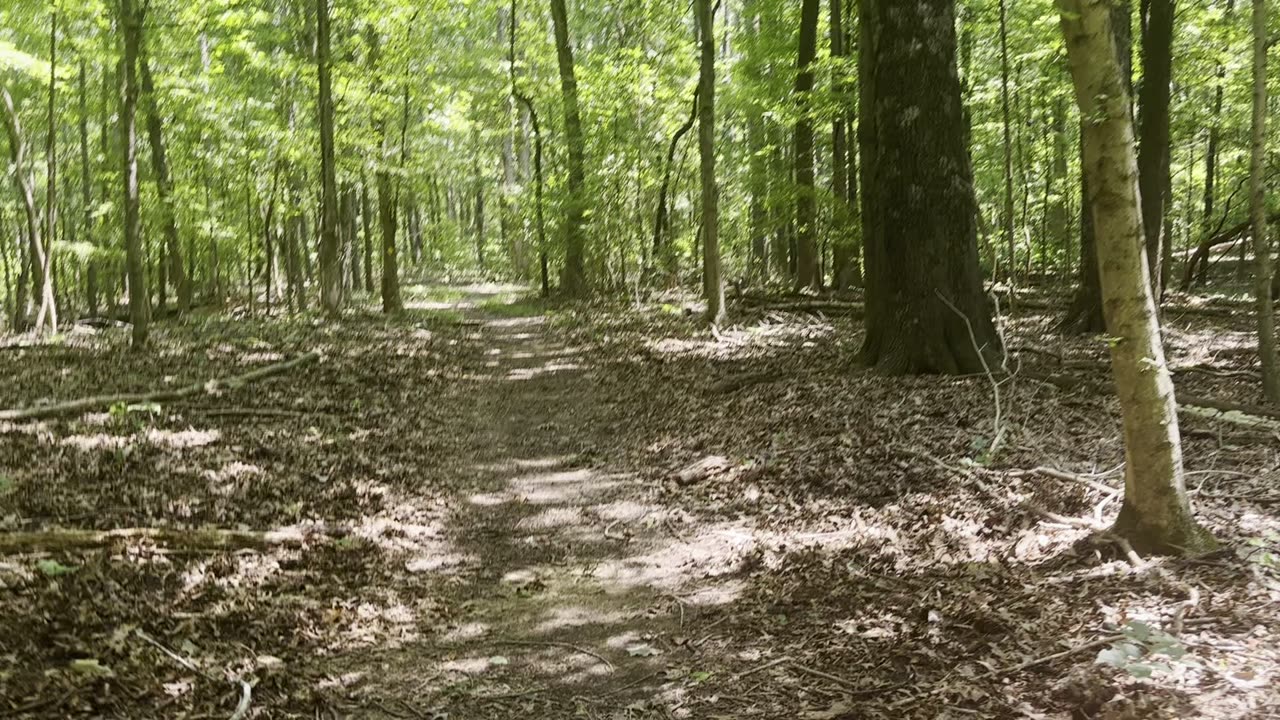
top-left (139, 40), bottom-right (190, 313)
top-left (1135, 0), bottom-right (1175, 296)
top-left (1058, 0), bottom-right (1214, 554)
top-left (549, 0), bottom-right (588, 295)
top-left (315, 0), bottom-right (342, 316)
top-left (793, 0), bottom-right (820, 290)
top-left (998, 0), bottom-right (1017, 280)
top-left (1249, 0), bottom-right (1279, 401)
top-left (361, 177), bottom-right (374, 293)
top-left (697, 0), bottom-right (725, 324)
top-left (120, 0), bottom-right (149, 347)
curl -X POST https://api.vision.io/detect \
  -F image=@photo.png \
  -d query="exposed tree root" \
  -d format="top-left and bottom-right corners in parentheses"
top-left (0, 351), bottom-right (321, 421)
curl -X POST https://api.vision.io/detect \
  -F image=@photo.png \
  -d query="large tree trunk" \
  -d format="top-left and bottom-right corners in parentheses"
top-left (315, 0), bottom-right (342, 317)
top-left (120, 0), bottom-right (149, 347)
top-left (139, 41), bottom-right (191, 314)
top-left (857, 0), bottom-right (999, 375)
top-left (1058, 0), bottom-right (1214, 555)
top-left (697, 0), bottom-right (725, 325)
top-left (1135, 0), bottom-right (1175, 297)
top-left (792, 0), bottom-right (820, 290)
top-left (549, 0), bottom-right (588, 295)
top-left (1249, 0), bottom-right (1279, 401)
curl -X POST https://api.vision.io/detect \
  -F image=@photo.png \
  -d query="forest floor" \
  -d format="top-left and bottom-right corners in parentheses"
top-left (0, 283), bottom-right (1278, 720)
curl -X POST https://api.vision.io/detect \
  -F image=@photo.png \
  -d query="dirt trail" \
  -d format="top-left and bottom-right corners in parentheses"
top-left (331, 288), bottom-right (723, 719)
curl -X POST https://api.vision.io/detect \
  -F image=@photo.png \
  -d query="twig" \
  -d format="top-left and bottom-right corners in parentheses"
top-left (936, 290), bottom-right (1004, 457)
top-left (1012, 466), bottom-right (1122, 495)
top-left (135, 629), bottom-right (253, 720)
top-left (1109, 535), bottom-right (1147, 570)
top-left (491, 640), bottom-right (614, 671)
top-left (729, 656), bottom-right (792, 681)
top-left (790, 663), bottom-right (903, 696)
top-left (995, 635), bottom-right (1121, 675)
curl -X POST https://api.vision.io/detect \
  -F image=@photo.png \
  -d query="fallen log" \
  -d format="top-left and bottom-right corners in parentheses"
top-left (0, 351), bottom-right (321, 421)
top-left (0, 524), bottom-right (344, 554)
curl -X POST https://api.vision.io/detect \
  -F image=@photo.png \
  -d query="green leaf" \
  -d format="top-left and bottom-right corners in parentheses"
top-left (36, 559), bottom-right (77, 577)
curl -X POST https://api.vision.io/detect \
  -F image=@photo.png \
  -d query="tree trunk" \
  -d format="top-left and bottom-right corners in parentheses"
top-left (1135, 0), bottom-right (1175, 297)
top-left (829, 0), bottom-right (854, 290)
top-left (549, 0), bottom-right (588, 295)
top-left (696, 0), bottom-right (725, 324)
top-left (79, 59), bottom-right (97, 318)
top-left (857, 0), bottom-right (1000, 375)
top-left (2, 94), bottom-right (54, 334)
top-left (1249, 0), bottom-right (1279, 401)
top-left (998, 0), bottom-right (1017, 280)
top-left (120, 0), bottom-right (149, 348)
top-left (139, 41), bottom-right (191, 314)
top-left (315, 0), bottom-right (342, 316)
top-left (360, 178), bottom-right (375, 293)
top-left (793, 0), bottom-right (820, 290)
top-left (1063, 0), bottom-right (1130, 334)
top-left (1058, 0), bottom-right (1214, 555)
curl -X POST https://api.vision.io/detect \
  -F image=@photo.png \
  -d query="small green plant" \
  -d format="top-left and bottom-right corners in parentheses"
top-left (36, 559), bottom-right (77, 577)
top-left (1096, 621), bottom-right (1189, 678)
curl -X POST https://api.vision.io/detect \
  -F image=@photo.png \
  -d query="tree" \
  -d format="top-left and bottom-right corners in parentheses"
top-left (1062, 0), bottom-right (1131, 334)
top-left (1135, 0), bottom-right (1175, 296)
top-left (139, 35), bottom-right (191, 313)
top-left (697, 0), bottom-right (725, 325)
top-left (120, 0), bottom-right (149, 348)
top-left (998, 0), bottom-right (1016, 279)
top-left (829, 0), bottom-right (856, 289)
top-left (1058, 0), bottom-right (1214, 554)
top-left (1, 87), bottom-right (56, 335)
top-left (549, 0), bottom-right (587, 295)
top-left (316, 0), bottom-right (342, 317)
top-left (792, 0), bottom-right (820, 290)
top-left (1248, 0), bottom-right (1279, 402)
top-left (857, 0), bottom-right (1000, 375)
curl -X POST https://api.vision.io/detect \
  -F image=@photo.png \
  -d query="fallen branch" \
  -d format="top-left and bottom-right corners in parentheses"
top-left (995, 635), bottom-right (1121, 675)
top-left (0, 351), bottom-right (321, 421)
top-left (135, 629), bottom-right (253, 720)
top-left (0, 525), bottom-right (343, 554)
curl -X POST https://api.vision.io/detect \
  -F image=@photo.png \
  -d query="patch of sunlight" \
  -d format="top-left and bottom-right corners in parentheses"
top-left (467, 492), bottom-right (509, 507)
top-left (440, 622), bottom-right (491, 644)
top-left (592, 500), bottom-right (661, 523)
top-left (488, 315), bottom-right (545, 329)
top-left (331, 592), bottom-right (423, 650)
top-left (215, 553), bottom-right (282, 591)
top-left (534, 605), bottom-right (633, 635)
top-left (515, 507), bottom-right (587, 531)
top-left (318, 672), bottom-right (364, 690)
top-left (509, 468), bottom-right (626, 505)
top-left (680, 580), bottom-right (744, 608)
top-left (473, 455), bottom-right (574, 473)
top-left (506, 360), bottom-right (583, 380)
top-left (438, 656), bottom-right (500, 675)
top-left (142, 427), bottom-right (220, 449)
top-left (645, 319), bottom-right (835, 360)
top-left (205, 461), bottom-right (263, 494)
top-left (405, 552), bottom-right (471, 574)
top-left (235, 351), bottom-right (285, 365)
top-left (61, 433), bottom-right (130, 451)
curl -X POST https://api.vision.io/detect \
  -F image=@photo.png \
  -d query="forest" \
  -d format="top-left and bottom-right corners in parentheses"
top-left (0, 0), bottom-right (1278, 717)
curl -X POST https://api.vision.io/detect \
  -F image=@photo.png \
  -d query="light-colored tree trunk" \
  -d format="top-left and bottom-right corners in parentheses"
top-left (1058, 0), bottom-right (1214, 554)
top-left (696, 0), bottom-right (725, 325)
top-left (1, 90), bottom-right (55, 336)
top-left (1249, 0), bottom-right (1279, 401)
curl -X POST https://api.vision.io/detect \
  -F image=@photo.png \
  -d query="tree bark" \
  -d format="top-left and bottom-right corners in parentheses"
top-left (119, 0), bottom-right (149, 348)
top-left (1135, 0), bottom-right (1175, 297)
top-left (1249, 0), bottom-right (1279, 401)
top-left (697, 0), bottom-right (725, 325)
top-left (998, 0), bottom-right (1017, 280)
top-left (139, 41), bottom-right (191, 314)
top-left (79, 59), bottom-right (97, 318)
top-left (315, 0), bottom-right (342, 317)
top-left (857, 0), bottom-right (1000, 375)
top-left (1, 92), bottom-right (55, 336)
top-left (1063, 0), bottom-right (1130, 334)
top-left (549, 0), bottom-right (588, 295)
top-left (793, 0), bottom-right (820, 290)
top-left (1058, 0), bottom-right (1214, 554)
